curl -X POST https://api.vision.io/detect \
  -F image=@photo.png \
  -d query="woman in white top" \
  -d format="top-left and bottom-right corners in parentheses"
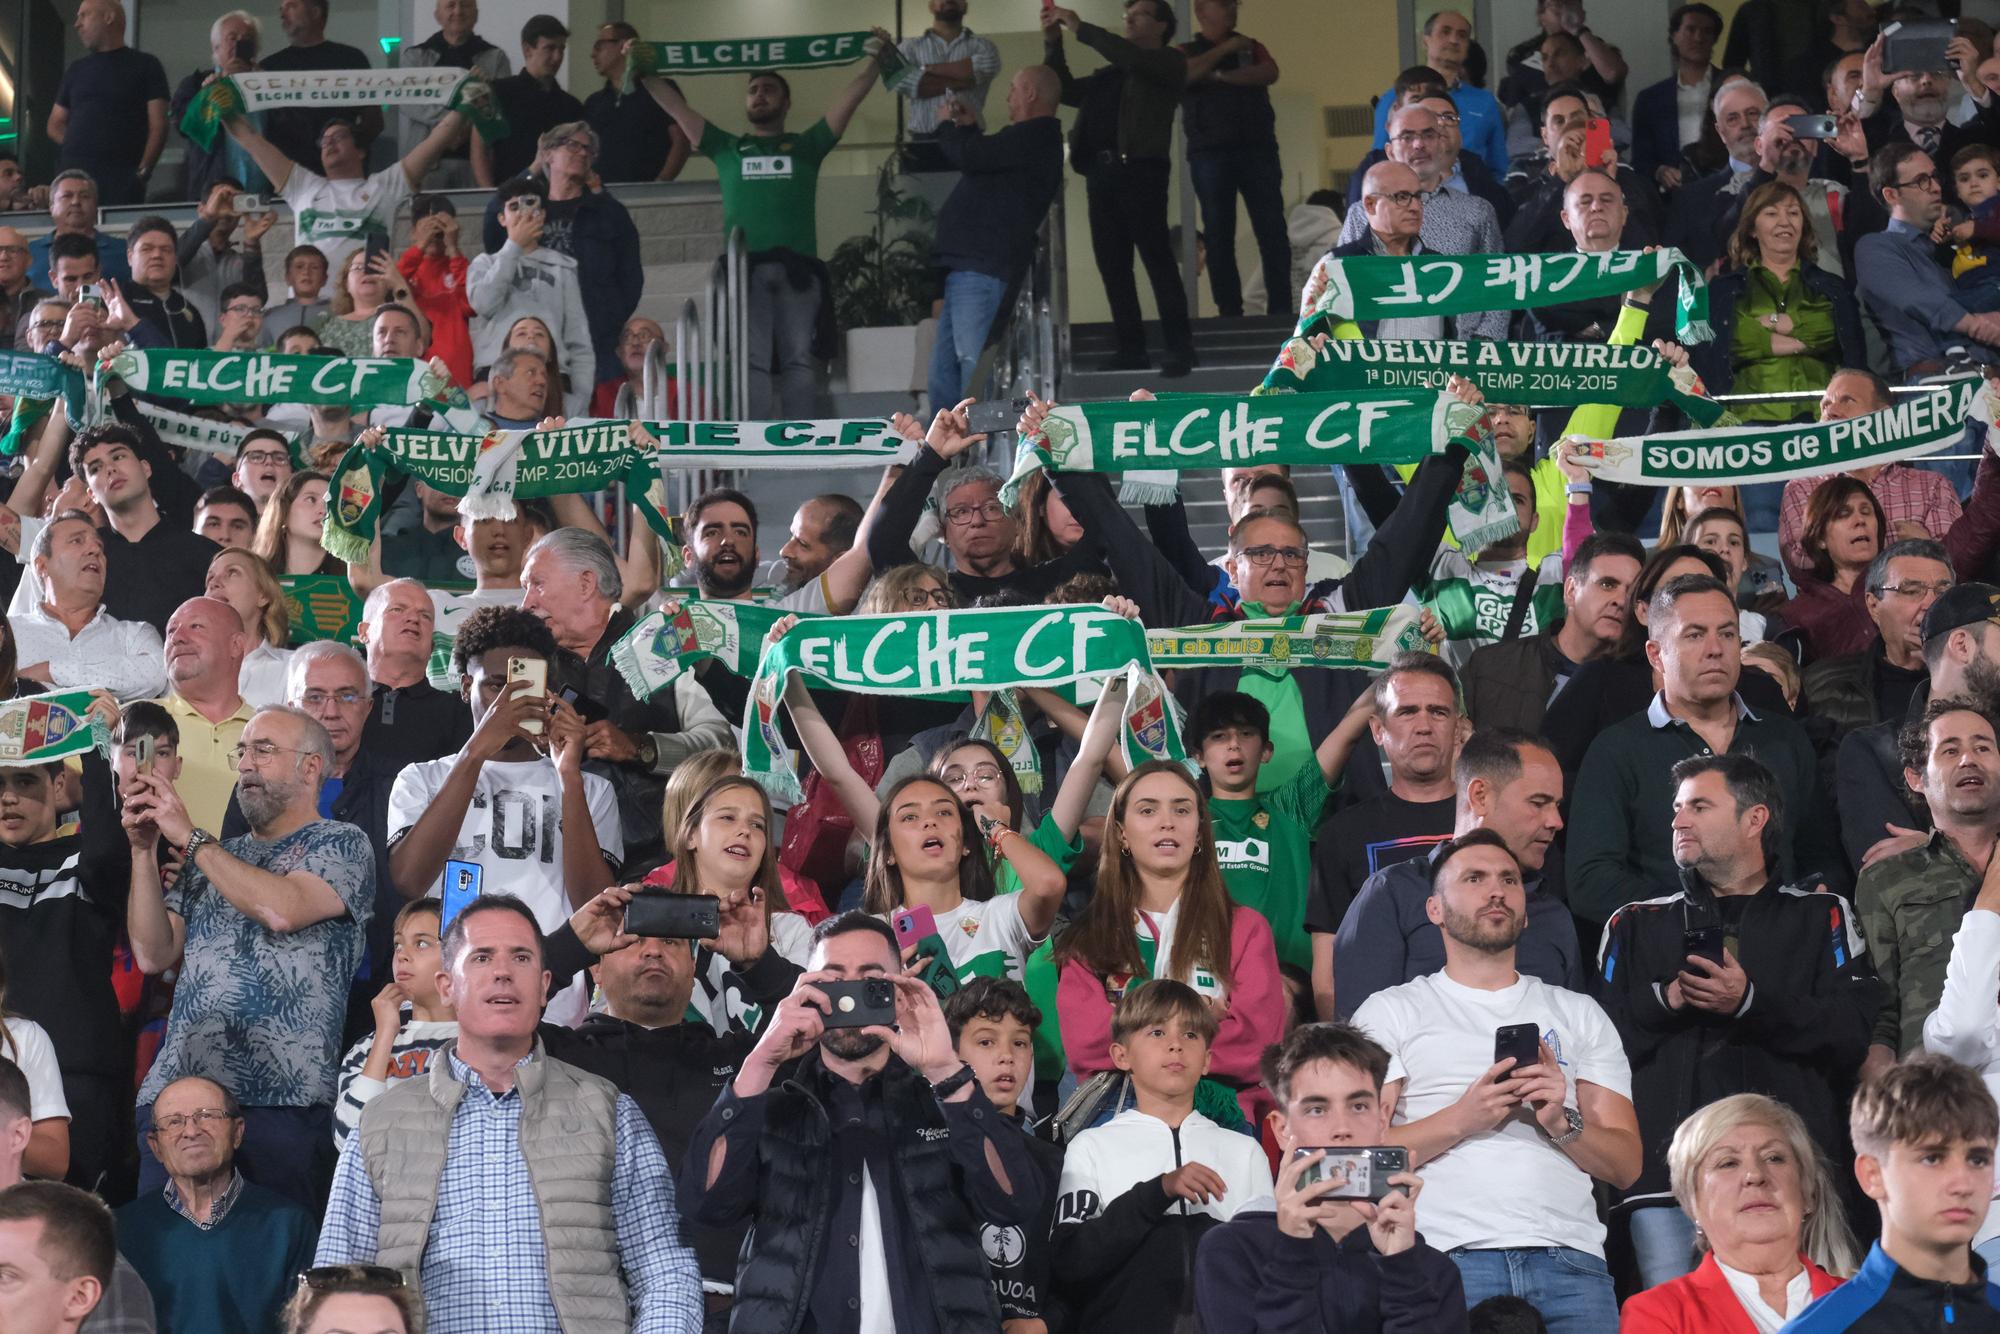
top-left (0, 953), bottom-right (70, 1178)
top-left (204, 548), bottom-right (295, 708)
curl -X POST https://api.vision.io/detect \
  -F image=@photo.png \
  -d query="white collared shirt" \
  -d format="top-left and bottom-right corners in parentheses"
top-left (1717, 1259), bottom-right (1813, 1332)
top-left (13, 602), bottom-right (165, 701)
top-left (238, 638), bottom-right (295, 709)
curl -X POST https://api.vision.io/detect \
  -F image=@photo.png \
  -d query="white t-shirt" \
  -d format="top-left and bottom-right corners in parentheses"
top-left (281, 162), bottom-right (412, 274)
top-left (387, 754), bottom-right (622, 1024)
top-left (1351, 970), bottom-right (1632, 1256)
top-left (6, 1018), bottom-right (69, 1123)
top-left (923, 895), bottom-right (1043, 983)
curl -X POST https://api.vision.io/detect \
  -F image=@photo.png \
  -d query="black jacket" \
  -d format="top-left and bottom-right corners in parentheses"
top-left (682, 1050), bottom-right (1038, 1334)
top-left (932, 116), bottom-right (1064, 284)
top-left (1836, 680), bottom-right (1933, 870)
top-left (1503, 161), bottom-right (1661, 255)
top-left (1194, 1211), bottom-right (1466, 1333)
top-left (362, 679), bottom-right (472, 769)
top-left (1594, 869), bottom-right (1882, 1202)
top-left (1461, 622), bottom-right (1574, 733)
top-left (543, 945), bottom-right (800, 1290)
top-left (551, 604), bottom-right (688, 864)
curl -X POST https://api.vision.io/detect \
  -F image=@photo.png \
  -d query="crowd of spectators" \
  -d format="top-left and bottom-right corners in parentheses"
top-left (10, 2), bottom-right (2000, 1334)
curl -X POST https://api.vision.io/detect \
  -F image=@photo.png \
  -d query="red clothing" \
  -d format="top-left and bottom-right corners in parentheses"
top-left (396, 247), bottom-right (475, 388)
top-left (1780, 463), bottom-right (1962, 583)
top-left (639, 858), bottom-right (832, 924)
top-left (1620, 1251), bottom-right (1841, 1332)
top-left (1056, 903), bottom-right (1286, 1127)
top-left (588, 371), bottom-right (700, 418)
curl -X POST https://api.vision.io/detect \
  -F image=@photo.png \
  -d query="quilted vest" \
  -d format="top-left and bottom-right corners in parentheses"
top-left (355, 1040), bottom-right (627, 1334)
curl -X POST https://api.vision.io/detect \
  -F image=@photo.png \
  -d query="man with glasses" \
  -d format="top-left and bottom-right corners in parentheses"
top-left (397, 0), bottom-right (510, 189)
top-left (155, 596), bottom-right (253, 835)
top-left (1802, 537), bottom-right (1954, 763)
top-left (1858, 143), bottom-right (2000, 378)
top-left (209, 284), bottom-right (267, 355)
top-left (1852, 32), bottom-right (2000, 209)
top-left (117, 1075), bottom-right (315, 1334)
top-left (123, 703), bottom-right (375, 1208)
top-left (1663, 77), bottom-right (1769, 271)
top-left (0, 228), bottom-right (46, 352)
top-left (1335, 105), bottom-right (1506, 338)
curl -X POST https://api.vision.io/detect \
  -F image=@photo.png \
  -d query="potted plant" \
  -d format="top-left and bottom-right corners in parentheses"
top-left (828, 150), bottom-right (936, 392)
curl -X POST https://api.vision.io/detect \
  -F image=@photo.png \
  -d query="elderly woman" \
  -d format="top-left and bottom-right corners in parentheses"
top-left (1620, 1094), bottom-right (1855, 1331)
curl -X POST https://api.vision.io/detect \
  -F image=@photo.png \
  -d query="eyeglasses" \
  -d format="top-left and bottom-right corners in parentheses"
top-left (1893, 171), bottom-right (1940, 191)
top-left (27, 319), bottom-right (60, 333)
top-left (300, 1264), bottom-right (407, 1292)
top-left (901, 586), bottom-right (951, 609)
top-left (1391, 130), bottom-right (1441, 146)
top-left (550, 138), bottom-right (593, 154)
top-left (1428, 110), bottom-right (1461, 124)
top-left (1876, 579), bottom-right (1954, 600)
top-left (941, 764), bottom-right (1005, 788)
top-left (238, 449), bottom-right (289, 467)
top-left (299, 688), bottom-right (366, 709)
top-left (152, 1108), bottom-right (235, 1134)
top-left (1240, 543), bottom-right (1308, 568)
top-left (1365, 190), bottom-right (1422, 207)
top-left (505, 194), bottom-right (545, 210)
top-left (944, 499), bottom-right (1007, 526)
top-left (232, 740), bottom-right (310, 764)
top-left (224, 301), bottom-right (265, 317)
top-left (0, 245), bottom-right (28, 257)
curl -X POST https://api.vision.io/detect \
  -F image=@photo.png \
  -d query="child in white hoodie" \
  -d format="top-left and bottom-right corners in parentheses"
top-left (465, 177), bottom-right (594, 415)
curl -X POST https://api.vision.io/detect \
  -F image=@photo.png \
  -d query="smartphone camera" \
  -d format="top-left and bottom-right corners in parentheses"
top-left (818, 978), bottom-right (897, 1029)
top-left (1293, 1146), bottom-right (1411, 1201)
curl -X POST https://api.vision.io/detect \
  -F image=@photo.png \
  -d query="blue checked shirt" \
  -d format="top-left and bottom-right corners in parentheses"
top-left (315, 1048), bottom-right (703, 1334)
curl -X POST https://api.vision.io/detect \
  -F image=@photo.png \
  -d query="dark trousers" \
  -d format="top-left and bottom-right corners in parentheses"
top-left (137, 1101), bottom-right (333, 1213)
top-left (1084, 158), bottom-right (1193, 359)
top-left (62, 1071), bottom-right (127, 1197)
top-left (1189, 143), bottom-right (1290, 317)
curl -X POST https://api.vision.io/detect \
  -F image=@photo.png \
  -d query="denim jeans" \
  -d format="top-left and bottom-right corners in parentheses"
top-left (1188, 144), bottom-right (1290, 317)
top-left (137, 1101), bottom-right (333, 1212)
top-left (1626, 1205), bottom-right (1700, 1289)
top-left (1448, 1246), bottom-right (1620, 1334)
top-left (927, 269), bottom-right (1011, 412)
top-left (746, 258), bottom-right (822, 418)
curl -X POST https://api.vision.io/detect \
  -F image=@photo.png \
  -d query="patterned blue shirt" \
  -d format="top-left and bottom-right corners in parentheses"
top-left (315, 1048), bottom-right (704, 1334)
top-left (139, 819), bottom-right (374, 1108)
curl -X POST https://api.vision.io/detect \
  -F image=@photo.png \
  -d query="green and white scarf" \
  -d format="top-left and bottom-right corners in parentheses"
top-left (132, 404), bottom-right (253, 457)
top-left (1143, 606), bottom-right (1431, 672)
top-left (0, 690), bottom-right (109, 766)
top-left (971, 690), bottom-right (1042, 794)
top-left (743, 605), bottom-right (1188, 806)
top-left (0, 352), bottom-right (90, 457)
top-left (1010, 389), bottom-right (1519, 550)
top-left (179, 67), bottom-right (506, 150)
top-left (1579, 375), bottom-right (1995, 487)
top-left (635, 416), bottom-right (919, 470)
top-left (626, 31), bottom-right (880, 80)
top-left (1303, 248), bottom-right (1713, 344)
top-left (1266, 334), bottom-right (1728, 426)
top-left (322, 424), bottom-right (674, 563)
top-left (609, 599), bottom-right (813, 700)
top-left (103, 349), bottom-right (460, 411)
top-left (280, 575), bottom-right (365, 646)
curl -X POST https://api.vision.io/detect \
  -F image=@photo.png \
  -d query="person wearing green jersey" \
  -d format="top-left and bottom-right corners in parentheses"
top-left (1185, 687), bottom-right (1377, 979)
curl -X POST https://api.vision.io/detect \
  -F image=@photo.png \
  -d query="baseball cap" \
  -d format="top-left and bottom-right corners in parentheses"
top-left (1922, 582), bottom-right (2000, 643)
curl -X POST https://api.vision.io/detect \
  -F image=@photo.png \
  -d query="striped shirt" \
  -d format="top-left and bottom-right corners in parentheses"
top-left (896, 26), bottom-right (1003, 132)
top-left (331, 1017), bottom-right (458, 1152)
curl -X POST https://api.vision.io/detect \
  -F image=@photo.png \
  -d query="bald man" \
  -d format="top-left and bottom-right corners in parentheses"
top-left (1303, 161), bottom-right (1459, 340)
top-left (47, 0), bottom-right (169, 205)
top-left (926, 64), bottom-right (1067, 410)
top-left (0, 227), bottom-right (47, 352)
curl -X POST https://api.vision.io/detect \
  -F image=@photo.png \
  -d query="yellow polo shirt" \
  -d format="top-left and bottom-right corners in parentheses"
top-left (160, 694), bottom-right (255, 834)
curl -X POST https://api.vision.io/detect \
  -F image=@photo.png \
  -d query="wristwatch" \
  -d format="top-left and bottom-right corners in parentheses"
top-left (1552, 1105), bottom-right (1585, 1146)
top-left (635, 734), bottom-right (660, 770)
top-left (183, 827), bottom-right (216, 865)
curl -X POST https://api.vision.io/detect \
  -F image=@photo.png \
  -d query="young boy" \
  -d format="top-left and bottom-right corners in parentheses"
top-left (1194, 1023), bottom-right (1466, 1332)
top-left (1785, 1052), bottom-right (2000, 1330)
top-left (397, 194), bottom-right (473, 387)
top-left (944, 978), bottom-right (1065, 1332)
top-left (1190, 689), bottom-right (1375, 977)
top-left (331, 897), bottom-right (457, 1152)
top-left (259, 243), bottom-right (328, 346)
top-left (1052, 980), bottom-right (1275, 1332)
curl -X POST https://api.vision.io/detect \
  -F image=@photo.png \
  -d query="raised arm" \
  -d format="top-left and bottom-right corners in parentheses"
top-left (124, 771), bottom-right (348, 935)
top-left (819, 461), bottom-right (901, 615)
top-left (225, 114), bottom-right (296, 193)
top-left (400, 108), bottom-right (469, 191)
top-left (772, 616), bottom-right (882, 832)
top-left (1045, 663), bottom-right (1131, 840)
top-left (824, 28), bottom-right (895, 137)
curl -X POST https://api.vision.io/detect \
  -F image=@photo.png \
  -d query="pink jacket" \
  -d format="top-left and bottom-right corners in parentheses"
top-left (1057, 904), bottom-right (1286, 1126)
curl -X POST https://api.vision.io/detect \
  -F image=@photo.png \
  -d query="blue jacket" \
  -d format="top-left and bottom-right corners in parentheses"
top-left (1781, 1242), bottom-right (2000, 1330)
top-left (482, 180), bottom-right (642, 385)
top-left (1689, 262), bottom-right (1866, 400)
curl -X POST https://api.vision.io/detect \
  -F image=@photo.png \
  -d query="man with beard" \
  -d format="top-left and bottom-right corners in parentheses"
top-left (519, 526), bottom-right (730, 863)
top-left (315, 896), bottom-right (705, 1330)
top-left (1852, 34), bottom-right (2000, 210)
top-left (1857, 143), bottom-right (2000, 377)
top-left (1710, 92), bottom-right (1853, 277)
top-left (1857, 699), bottom-right (2000, 1078)
top-left (123, 704), bottom-right (374, 1207)
top-left (1350, 830), bottom-right (1639, 1333)
top-left (156, 596), bottom-right (253, 836)
top-left (1839, 585), bottom-right (2000, 868)
top-left (1595, 754), bottom-right (1882, 1287)
top-left (1331, 729), bottom-right (1581, 1022)
top-left (1569, 574), bottom-right (1835, 932)
top-left (772, 493), bottom-right (864, 599)
top-left (682, 912), bottom-right (1043, 1331)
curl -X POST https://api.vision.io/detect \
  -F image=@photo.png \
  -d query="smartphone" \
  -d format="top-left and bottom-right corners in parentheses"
top-left (557, 685), bottom-right (609, 725)
top-left (1294, 1146), bottom-right (1410, 1201)
top-left (78, 283), bottom-right (105, 311)
top-left (816, 977), bottom-right (898, 1030)
top-left (891, 903), bottom-right (939, 952)
top-left (231, 192), bottom-right (271, 215)
top-left (132, 734), bottom-right (154, 777)
top-left (441, 859), bottom-right (482, 931)
top-left (234, 33), bottom-right (257, 63)
top-left (1583, 117), bottom-right (1612, 169)
top-left (1783, 113), bottom-right (1838, 140)
top-left (364, 231), bottom-right (390, 268)
top-left (966, 398), bottom-right (1032, 434)
top-left (1494, 1022), bottom-right (1542, 1072)
top-left (1883, 18), bottom-right (1955, 74)
top-left (507, 656), bottom-right (548, 735)
top-left (1683, 925), bottom-right (1727, 966)
top-left (622, 889), bottom-right (720, 940)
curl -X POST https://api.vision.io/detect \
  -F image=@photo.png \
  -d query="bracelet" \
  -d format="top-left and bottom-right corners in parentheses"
top-left (1566, 482), bottom-right (1593, 495)
top-left (930, 1062), bottom-right (978, 1098)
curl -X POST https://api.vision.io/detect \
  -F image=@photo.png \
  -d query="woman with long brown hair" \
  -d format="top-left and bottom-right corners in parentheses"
top-left (204, 548), bottom-right (294, 707)
top-left (1053, 760), bottom-right (1285, 1125)
top-left (252, 470), bottom-right (343, 576)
